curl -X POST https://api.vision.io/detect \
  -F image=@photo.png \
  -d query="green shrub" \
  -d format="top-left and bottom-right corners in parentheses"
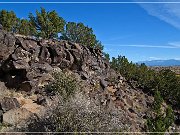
top-left (111, 55), bottom-right (180, 108)
top-left (55, 92), bottom-right (126, 132)
top-left (147, 91), bottom-right (174, 134)
top-left (47, 71), bottom-right (77, 100)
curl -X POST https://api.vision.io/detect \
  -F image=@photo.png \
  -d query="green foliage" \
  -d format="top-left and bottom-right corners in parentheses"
top-left (111, 55), bottom-right (180, 107)
top-left (155, 69), bottom-right (180, 105)
top-left (16, 19), bottom-right (36, 36)
top-left (147, 91), bottom-right (174, 134)
top-left (61, 22), bottom-right (100, 47)
top-left (29, 7), bottom-right (65, 39)
top-left (55, 92), bottom-right (125, 132)
top-left (95, 40), bottom-right (104, 50)
top-left (0, 8), bottom-right (104, 50)
top-left (0, 10), bottom-right (18, 32)
top-left (103, 52), bottom-right (110, 61)
top-left (47, 71), bottom-right (77, 100)
top-left (153, 90), bottom-right (163, 114)
top-left (111, 56), bottom-right (139, 82)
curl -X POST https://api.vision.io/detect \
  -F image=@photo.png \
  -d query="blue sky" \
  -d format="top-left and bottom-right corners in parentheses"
top-left (0, 0), bottom-right (180, 62)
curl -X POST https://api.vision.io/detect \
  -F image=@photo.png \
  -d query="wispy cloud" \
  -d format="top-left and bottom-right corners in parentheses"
top-left (149, 56), bottom-right (162, 60)
top-left (104, 43), bottom-right (180, 48)
top-left (106, 35), bottom-right (133, 42)
top-left (134, 0), bottom-right (180, 29)
top-left (168, 41), bottom-right (180, 47)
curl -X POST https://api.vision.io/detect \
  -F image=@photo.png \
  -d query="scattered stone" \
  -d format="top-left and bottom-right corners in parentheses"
top-left (115, 100), bottom-right (125, 110)
top-left (128, 108), bottom-right (135, 113)
top-left (100, 78), bottom-right (108, 89)
top-left (124, 95), bottom-right (134, 107)
top-left (106, 86), bottom-right (116, 94)
top-left (111, 96), bottom-right (116, 101)
top-left (37, 96), bottom-right (51, 106)
top-left (81, 72), bottom-right (89, 80)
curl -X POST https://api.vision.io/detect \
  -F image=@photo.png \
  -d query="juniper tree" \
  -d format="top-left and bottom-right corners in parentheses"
top-left (61, 22), bottom-right (102, 48)
top-left (29, 7), bottom-right (65, 39)
top-left (0, 10), bottom-right (18, 32)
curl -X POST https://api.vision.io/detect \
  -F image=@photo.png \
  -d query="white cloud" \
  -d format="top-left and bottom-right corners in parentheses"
top-left (134, 0), bottom-right (180, 29)
top-left (168, 41), bottom-right (180, 47)
top-left (149, 56), bottom-right (162, 60)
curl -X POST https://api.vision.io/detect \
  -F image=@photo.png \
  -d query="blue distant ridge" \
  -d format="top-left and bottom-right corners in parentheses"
top-left (138, 59), bottom-right (180, 66)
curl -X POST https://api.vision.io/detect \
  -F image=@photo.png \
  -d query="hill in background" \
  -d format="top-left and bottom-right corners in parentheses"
top-left (138, 59), bottom-right (180, 66)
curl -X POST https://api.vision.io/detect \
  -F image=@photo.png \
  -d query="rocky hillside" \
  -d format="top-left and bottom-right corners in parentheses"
top-left (0, 29), bottom-right (159, 132)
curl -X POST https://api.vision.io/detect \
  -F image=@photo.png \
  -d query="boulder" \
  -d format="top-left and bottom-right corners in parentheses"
top-left (16, 38), bottom-right (38, 51)
top-left (0, 32), bottom-right (15, 62)
top-left (115, 100), bottom-right (125, 110)
top-left (106, 86), bottom-right (116, 94)
top-left (11, 47), bottom-right (31, 63)
top-left (124, 95), bottom-right (134, 107)
top-left (37, 74), bottom-right (53, 87)
top-left (65, 49), bottom-right (74, 65)
top-left (80, 72), bottom-right (89, 80)
top-left (59, 59), bottom-right (71, 69)
top-left (0, 97), bottom-right (20, 112)
top-left (69, 49), bottom-right (81, 61)
top-left (4, 32), bottom-right (16, 47)
top-left (3, 108), bottom-right (33, 125)
top-left (13, 60), bottom-right (30, 70)
top-left (36, 96), bottom-right (52, 106)
top-left (0, 82), bottom-right (8, 97)
top-left (31, 62), bottom-right (53, 73)
top-left (19, 81), bottom-right (32, 92)
top-left (0, 24), bottom-right (2, 30)
top-left (100, 78), bottom-right (108, 89)
top-left (39, 46), bottom-right (51, 64)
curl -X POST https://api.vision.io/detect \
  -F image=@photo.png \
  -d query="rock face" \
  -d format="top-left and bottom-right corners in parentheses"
top-left (0, 30), bottom-right (109, 93)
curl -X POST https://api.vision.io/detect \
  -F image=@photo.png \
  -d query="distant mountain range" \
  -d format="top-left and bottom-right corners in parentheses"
top-left (138, 59), bottom-right (180, 66)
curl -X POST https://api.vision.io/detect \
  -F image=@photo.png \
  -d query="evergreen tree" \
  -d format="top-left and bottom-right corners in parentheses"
top-left (0, 10), bottom-right (18, 32)
top-left (29, 7), bottom-right (65, 39)
top-left (156, 69), bottom-right (180, 106)
top-left (103, 52), bottom-right (110, 61)
top-left (61, 22), bottom-right (100, 47)
top-left (147, 90), bottom-right (174, 134)
top-left (16, 19), bottom-right (36, 36)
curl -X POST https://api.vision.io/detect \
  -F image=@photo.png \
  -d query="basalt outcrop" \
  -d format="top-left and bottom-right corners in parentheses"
top-left (0, 30), bottom-right (109, 93)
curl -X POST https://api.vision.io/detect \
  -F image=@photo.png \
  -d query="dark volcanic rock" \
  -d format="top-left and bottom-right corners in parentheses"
top-left (0, 30), bottom-right (110, 93)
top-left (100, 78), bottom-right (108, 89)
top-left (0, 97), bottom-right (20, 112)
top-left (0, 24), bottom-right (2, 30)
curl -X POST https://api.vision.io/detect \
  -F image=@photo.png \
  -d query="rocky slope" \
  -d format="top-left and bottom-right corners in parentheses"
top-left (0, 30), bottom-right (155, 133)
